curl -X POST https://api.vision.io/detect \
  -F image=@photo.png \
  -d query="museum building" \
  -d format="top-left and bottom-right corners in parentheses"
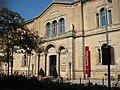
top-left (2, 0), bottom-right (120, 80)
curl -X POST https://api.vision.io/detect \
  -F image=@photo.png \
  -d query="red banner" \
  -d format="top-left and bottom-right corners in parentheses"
top-left (85, 46), bottom-right (91, 74)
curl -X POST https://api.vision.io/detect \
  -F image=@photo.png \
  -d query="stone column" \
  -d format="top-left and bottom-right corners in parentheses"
top-left (56, 51), bottom-right (60, 76)
top-left (46, 55), bottom-right (49, 76)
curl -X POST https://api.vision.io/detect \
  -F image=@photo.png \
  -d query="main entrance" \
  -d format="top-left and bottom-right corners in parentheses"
top-left (49, 55), bottom-right (57, 77)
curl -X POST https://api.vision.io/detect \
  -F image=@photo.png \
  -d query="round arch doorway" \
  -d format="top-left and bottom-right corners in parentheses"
top-left (49, 55), bottom-right (58, 77)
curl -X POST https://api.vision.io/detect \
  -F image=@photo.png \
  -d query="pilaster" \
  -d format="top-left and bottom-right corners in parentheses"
top-left (68, 37), bottom-right (75, 80)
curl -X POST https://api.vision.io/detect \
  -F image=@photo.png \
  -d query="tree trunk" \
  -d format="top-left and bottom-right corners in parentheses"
top-left (7, 47), bottom-right (9, 76)
top-left (7, 34), bottom-right (9, 76)
top-left (11, 48), bottom-right (13, 75)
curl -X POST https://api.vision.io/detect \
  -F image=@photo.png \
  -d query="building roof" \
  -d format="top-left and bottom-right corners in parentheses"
top-left (53, 0), bottom-right (79, 3)
top-left (25, 0), bottom-right (80, 23)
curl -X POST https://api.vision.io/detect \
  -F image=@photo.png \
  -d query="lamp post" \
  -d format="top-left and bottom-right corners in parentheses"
top-left (103, 0), bottom-right (109, 45)
top-left (103, 0), bottom-right (112, 90)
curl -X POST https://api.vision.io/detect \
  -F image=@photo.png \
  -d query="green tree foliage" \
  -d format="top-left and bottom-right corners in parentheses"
top-left (0, 8), bottom-right (44, 76)
top-left (0, 8), bottom-right (24, 58)
top-left (17, 29), bottom-right (44, 77)
top-left (0, 8), bottom-right (25, 75)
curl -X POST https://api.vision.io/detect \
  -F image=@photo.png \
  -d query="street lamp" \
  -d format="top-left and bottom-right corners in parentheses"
top-left (103, 0), bottom-right (112, 90)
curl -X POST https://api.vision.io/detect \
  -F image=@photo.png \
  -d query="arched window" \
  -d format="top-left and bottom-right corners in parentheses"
top-left (46, 22), bottom-right (51, 36)
top-left (97, 8), bottom-right (112, 27)
top-left (96, 13), bottom-right (100, 27)
top-left (100, 8), bottom-right (105, 26)
top-left (59, 18), bottom-right (65, 33)
top-left (108, 10), bottom-right (112, 24)
top-left (52, 20), bottom-right (57, 35)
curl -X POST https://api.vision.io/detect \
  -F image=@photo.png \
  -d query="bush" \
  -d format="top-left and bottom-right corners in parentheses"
top-left (0, 75), bottom-right (120, 90)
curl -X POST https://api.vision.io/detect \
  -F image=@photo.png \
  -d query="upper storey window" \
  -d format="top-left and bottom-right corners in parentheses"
top-left (53, 20), bottom-right (58, 35)
top-left (59, 18), bottom-right (65, 33)
top-left (46, 22), bottom-right (51, 36)
top-left (96, 8), bottom-right (112, 27)
top-left (100, 8), bottom-right (105, 26)
top-left (108, 10), bottom-right (112, 24)
top-left (96, 13), bottom-right (100, 27)
top-left (45, 18), bottom-right (65, 37)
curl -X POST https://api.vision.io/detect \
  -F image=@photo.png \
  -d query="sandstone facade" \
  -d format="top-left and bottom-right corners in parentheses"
top-left (2, 0), bottom-right (120, 80)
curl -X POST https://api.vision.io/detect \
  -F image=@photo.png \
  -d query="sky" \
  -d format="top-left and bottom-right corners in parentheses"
top-left (8, 0), bottom-right (52, 21)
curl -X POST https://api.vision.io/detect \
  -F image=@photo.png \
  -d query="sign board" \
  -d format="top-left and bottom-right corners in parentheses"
top-left (85, 46), bottom-right (91, 74)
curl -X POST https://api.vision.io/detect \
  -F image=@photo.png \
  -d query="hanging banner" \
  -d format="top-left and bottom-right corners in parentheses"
top-left (85, 46), bottom-right (91, 74)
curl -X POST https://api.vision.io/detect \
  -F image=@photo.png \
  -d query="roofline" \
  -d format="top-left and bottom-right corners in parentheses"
top-left (25, 0), bottom-right (80, 23)
top-left (25, 18), bottom-right (34, 24)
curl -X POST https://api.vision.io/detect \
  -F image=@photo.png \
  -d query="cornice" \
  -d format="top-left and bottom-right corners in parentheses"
top-left (42, 26), bottom-right (120, 42)
top-left (43, 30), bottom-right (75, 42)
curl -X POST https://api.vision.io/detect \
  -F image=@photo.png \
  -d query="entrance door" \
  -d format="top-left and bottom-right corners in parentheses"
top-left (49, 55), bottom-right (57, 77)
